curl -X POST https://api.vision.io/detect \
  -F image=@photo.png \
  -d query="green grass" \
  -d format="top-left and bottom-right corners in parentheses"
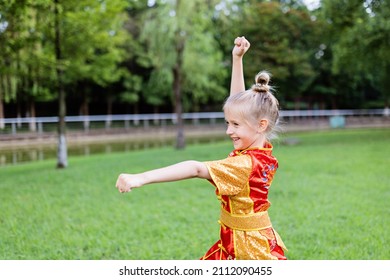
top-left (0, 128), bottom-right (389, 260)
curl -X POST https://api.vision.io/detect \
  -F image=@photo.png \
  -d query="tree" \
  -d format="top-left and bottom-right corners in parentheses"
top-left (324, 0), bottom-right (390, 108)
top-left (54, 0), bottom-right (67, 168)
top-left (0, 1), bottom-right (19, 128)
top-left (0, 1), bottom-right (55, 129)
top-left (52, 0), bottom-right (131, 168)
top-left (139, 0), bottom-right (227, 149)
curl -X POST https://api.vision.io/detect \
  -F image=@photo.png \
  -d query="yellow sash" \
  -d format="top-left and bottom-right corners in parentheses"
top-left (219, 208), bottom-right (272, 231)
top-left (219, 208), bottom-right (287, 250)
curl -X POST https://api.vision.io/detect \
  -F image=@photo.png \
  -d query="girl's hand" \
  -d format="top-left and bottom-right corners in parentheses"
top-left (232, 36), bottom-right (250, 58)
top-left (115, 173), bottom-right (144, 193)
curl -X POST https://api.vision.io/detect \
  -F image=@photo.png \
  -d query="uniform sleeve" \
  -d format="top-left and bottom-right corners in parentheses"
top-left (204, 155), bottom-right (252, 196)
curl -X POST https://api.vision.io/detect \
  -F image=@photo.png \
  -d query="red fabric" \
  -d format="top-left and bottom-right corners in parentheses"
top-left (202, 236), bottom-right (287, 260)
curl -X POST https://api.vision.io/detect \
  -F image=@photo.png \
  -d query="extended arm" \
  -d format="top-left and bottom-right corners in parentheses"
top-left (115, 160), bottom-right (211, 193)
top-left (230, 36), bottom-right (250, 95)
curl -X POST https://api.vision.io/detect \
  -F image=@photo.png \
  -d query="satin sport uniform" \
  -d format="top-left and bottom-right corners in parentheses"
top-left (201, 143), bottom-right (287, 260)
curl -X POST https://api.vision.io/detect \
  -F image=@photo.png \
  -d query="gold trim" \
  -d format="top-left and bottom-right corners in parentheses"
top-left (235, 142), bottom-right (273, 154)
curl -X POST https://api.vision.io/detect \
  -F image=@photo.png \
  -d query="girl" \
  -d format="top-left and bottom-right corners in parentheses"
top-left (115, 36), bottom-right (287, 260)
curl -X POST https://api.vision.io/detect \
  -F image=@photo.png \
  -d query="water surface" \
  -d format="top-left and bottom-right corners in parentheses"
top-left (0, 135), bottom-right (226, 167)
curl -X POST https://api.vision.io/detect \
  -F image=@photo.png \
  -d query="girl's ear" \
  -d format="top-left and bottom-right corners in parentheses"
top-left (258, 119), bottom-right (269, 133)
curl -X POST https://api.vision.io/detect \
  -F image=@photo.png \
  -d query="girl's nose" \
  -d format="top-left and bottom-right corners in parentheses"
top-left (226, 126), bottom-right (232, 135)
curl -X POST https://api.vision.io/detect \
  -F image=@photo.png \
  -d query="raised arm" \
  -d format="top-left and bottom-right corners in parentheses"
top-left (230, 36), bottom-right (250, 95)
top-left (115, 160), bottom-right (211, 193)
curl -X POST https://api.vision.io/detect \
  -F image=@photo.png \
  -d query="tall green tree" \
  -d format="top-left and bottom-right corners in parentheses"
top-left (54, 0), bottom-right (67, 168)
top-left (51, 0), bottom-right (131, 168)
top-left (139, 0), bottom-right (227, 149)
top-left (0, 0), bottom-right (132, 167)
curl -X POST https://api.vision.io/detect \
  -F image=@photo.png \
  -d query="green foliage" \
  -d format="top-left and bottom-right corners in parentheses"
top-left (59, 0), bottom-right (131, 87)
top-left (143, 69), bottom-right (173, 107)
top-left (182, 32), bottom-right (227, 109)
top-left (322, 0), bottom-right (390, 107)
top-left (221, 1), bottom-right (321, 107)
top-left (1, 0), bottom-right (389, 118)
top-left (139, 0), bottom-right (227, 111)
top-left (0, 0), bottom-right (133, 118)
top-left (0, 128), bottom-right (389, 259)
top-left (0, 1), bottom-right (55, 104)
top-left (120, 73), bottom-right (142, 104)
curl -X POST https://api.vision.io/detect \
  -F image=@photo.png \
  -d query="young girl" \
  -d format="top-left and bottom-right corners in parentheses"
top-left (115, 36), bottom-right (287, 260)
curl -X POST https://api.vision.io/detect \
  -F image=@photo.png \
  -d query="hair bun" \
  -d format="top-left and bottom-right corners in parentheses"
top-left (252, 71), bottom-right (271, 93)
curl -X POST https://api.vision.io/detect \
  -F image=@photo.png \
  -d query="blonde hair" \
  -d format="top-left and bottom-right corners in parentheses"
top-left (223, 71), bottom-right (280, 141)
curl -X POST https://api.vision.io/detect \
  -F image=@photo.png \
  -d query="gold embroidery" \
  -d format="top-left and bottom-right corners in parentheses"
top-left (235, 230), bottom-right (278, 260)
top-left (204, 155), bottom-right (252, 196)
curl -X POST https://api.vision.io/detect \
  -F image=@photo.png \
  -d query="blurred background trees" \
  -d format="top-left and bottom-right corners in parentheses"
top-left (1, 0), bottom-right (388, 122)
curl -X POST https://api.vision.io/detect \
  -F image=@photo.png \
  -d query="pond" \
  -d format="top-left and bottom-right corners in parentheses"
top-left (0, 134), bottom-right (227, 167)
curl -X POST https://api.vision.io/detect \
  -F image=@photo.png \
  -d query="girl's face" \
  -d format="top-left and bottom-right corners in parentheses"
top-left (224, 110), bottom-right (266, 150)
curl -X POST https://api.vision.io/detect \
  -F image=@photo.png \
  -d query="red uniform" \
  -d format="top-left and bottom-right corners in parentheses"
top-left (201, 143), bottom-right (287, 260)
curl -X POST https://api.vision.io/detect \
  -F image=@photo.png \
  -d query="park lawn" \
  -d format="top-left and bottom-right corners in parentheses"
top-left (0, 128), bottom-right (389, 260)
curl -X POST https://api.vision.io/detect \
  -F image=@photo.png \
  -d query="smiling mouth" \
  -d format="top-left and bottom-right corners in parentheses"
top-left (231, 137), bottom-right (240, 142)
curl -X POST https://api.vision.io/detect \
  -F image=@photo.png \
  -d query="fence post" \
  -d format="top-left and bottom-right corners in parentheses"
top-left (153, 114), bottom-right (159, 125)
top-left (17, 117), bottom-right (22, 128)
top-left (383, 107), bottom-right (389, 117)
top-left (29, 118), bottom-right (36, 132)
top-left (143, 119), bottom-right (149, 128)
top-left (105, 115), bottom-right (112, 130)
top-left (38, 122), bottom-right (43, 134)
top-left (134, 116), bottom-right (140, 126)
top-left (192, 114), bottom-right (199, 125)
top-left (83, 116), bottom-right (90, 132)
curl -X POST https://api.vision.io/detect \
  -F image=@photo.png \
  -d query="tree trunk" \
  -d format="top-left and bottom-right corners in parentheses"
top-left (173, 0), bottom-right (185, 150)
top-left (107, 93), bottom-right (113, 115)
top-left (55, 0), bottom-right (68, 168)
top-left (383, 64), bottom-right (390, 108)
top-left (173, 64), bottom-right (185, 149)
top-left (132, 103), bottom-right (139, 114)
top-left (294, 96), bottom-right (301, 110)
top-left (80, 89), bottom-right (89, 116)
top-left (28, 99), bottom-right (36, 132)
top-left (28, 67), bottom-right (36, 132)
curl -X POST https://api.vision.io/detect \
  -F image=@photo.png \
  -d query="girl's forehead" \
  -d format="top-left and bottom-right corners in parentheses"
top-left (224, 108), bottom-right (258, 127)
top-left (224, 110), bottom-right (243, 120)
top-left (224, 110), bottom-right (253, 125)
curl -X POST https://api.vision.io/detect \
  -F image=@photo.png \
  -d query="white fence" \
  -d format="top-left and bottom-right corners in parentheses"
top-left (1, 108), bottom-right (389, 135)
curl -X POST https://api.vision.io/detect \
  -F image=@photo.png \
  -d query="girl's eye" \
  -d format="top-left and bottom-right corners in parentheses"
top-left (225, 120), bottom-right (239, 127)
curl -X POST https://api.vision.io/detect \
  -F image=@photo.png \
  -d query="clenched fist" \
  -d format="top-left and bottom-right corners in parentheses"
top-left (115, 173), bottom-right (144, 193)
top-left (232, 36), bottom-right (250, 57)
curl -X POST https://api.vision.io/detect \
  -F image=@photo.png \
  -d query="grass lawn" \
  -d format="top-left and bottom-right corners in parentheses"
top-left (0, 128), bottom-right (389, 260)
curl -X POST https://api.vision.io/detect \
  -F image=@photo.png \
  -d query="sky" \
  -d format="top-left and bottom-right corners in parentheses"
top-left (303, 0), bottom-right (321, 10)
